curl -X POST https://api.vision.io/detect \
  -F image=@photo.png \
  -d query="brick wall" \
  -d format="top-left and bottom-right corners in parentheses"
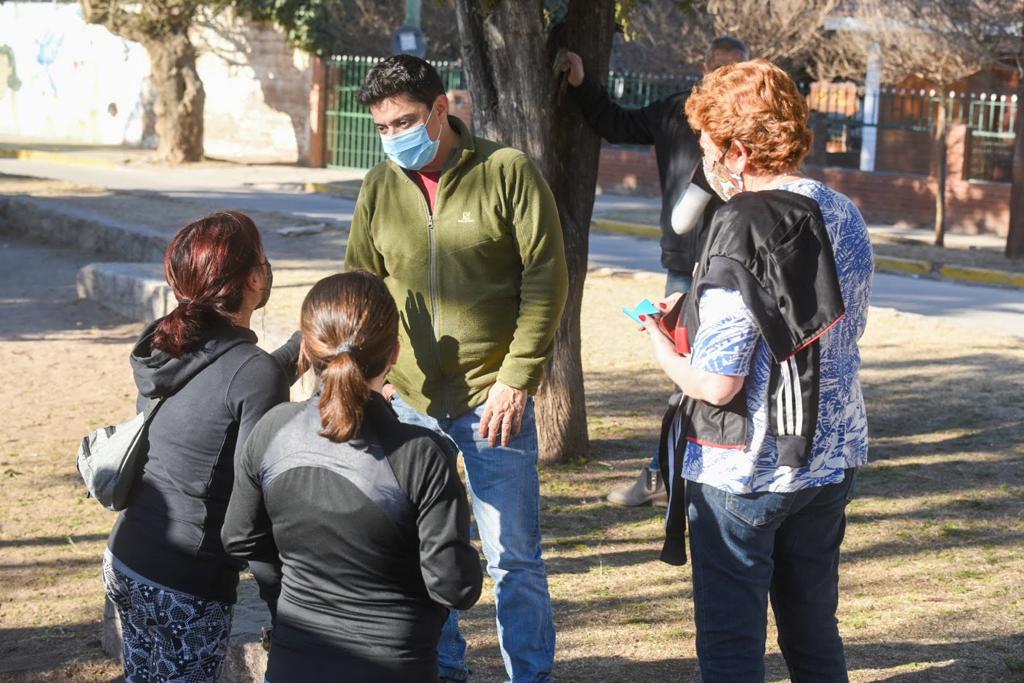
top-left (594, 128), bottom-right (1010, 237)
top-left (595, 145), bottom-right (662, 195)
top-left (194, 11), bottom-right (315, 164)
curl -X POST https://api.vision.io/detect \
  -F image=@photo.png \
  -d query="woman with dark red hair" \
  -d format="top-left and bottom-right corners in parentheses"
top-left (102, 211), bottom-right (299, 682)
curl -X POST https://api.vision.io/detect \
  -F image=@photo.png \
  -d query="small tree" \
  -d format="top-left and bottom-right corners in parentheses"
top-left (80, 0), bottom-right (455, 163)
top-left (81, 0), bottom-right (206, 163)
top-left (612, 0), bottom-right (839, 74)
top-left (827, 1), bottom-right (1012, 247)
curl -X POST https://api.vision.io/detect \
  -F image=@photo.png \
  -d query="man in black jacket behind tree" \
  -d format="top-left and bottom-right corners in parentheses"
top-left (560, 35), bottom-right (749, 506)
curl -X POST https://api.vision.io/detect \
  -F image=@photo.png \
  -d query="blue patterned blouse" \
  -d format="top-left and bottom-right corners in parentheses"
top-left (683, 179), bottom-right (874, 493)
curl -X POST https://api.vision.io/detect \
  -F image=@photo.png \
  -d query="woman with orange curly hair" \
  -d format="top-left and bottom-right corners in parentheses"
top-left (639, 60), bottom-right (874, 681)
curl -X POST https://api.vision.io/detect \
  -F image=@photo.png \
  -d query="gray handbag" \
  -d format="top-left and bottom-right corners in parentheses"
top-left (76, 397), bottom-right (163, 511)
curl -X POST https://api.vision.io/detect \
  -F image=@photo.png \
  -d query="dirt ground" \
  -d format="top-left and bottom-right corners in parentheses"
top-left (1, 239), bottom-right (1022, 682)
top-left (0, 238), bottom-right (141, 681)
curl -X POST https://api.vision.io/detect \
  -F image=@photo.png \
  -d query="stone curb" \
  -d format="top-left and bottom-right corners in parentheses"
top-left (0, 195), bottom-right (168, 262)
top-left (938, 263), bottom-right (1024, 288)
top-left (591, 218), bottom-right (660, 239)
top-left (305, 180), bottom-right (361, 200)
top-left (76, 262), bottom-right (174, 322)
top-left (873, 255), bottom-right (932, 276)
top-left (0, 148), bottom-right (123, 169)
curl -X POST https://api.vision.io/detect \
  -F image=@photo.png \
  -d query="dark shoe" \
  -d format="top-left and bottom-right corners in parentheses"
top-left (607, 466), bottom-right (667, 507)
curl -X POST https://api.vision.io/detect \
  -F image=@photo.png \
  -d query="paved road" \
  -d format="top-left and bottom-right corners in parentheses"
top-left (3, 158), bottom-right (1022, 339)
top-left (589, 231), bottom-right (1024, 339)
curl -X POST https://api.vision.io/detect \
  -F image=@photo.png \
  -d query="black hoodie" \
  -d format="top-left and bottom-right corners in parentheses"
top-left (107, 319), bottom-right (299, 603)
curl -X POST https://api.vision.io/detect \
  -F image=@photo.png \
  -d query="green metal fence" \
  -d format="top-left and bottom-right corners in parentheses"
top-left (606, 72), bottom-right (701, 109)
top-left (323, 55), bottom-right (698, 170)
top-left (324, 55), bottom-right (1017, 181)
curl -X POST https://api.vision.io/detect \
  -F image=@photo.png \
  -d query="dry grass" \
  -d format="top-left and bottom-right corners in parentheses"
top-left (1, 255), bottom-right (1022, 681)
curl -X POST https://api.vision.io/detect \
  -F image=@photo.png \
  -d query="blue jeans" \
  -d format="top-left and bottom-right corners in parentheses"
top-left (665, 268), bottom-right (693, 298)
top-left (391, 394), bottom-right (555, 682)
top-left (686, 470), bottom-right (857, 683)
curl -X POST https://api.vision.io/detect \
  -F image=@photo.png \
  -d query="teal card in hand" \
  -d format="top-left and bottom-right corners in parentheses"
top-left (622, 298), bottom-right (660, 325)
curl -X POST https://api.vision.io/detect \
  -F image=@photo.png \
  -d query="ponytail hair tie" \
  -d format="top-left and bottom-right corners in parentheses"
top-left (336, 342), bottom-right (358, 355)
top-left (178, 297), bottom-right (191, 305)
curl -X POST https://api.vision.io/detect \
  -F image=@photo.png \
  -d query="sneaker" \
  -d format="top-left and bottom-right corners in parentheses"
top-left (607, 466), bottom-right (667, 507)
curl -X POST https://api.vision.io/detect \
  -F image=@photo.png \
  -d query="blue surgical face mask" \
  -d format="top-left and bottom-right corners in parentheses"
top-left (380, 106), bottom-right (440, 171)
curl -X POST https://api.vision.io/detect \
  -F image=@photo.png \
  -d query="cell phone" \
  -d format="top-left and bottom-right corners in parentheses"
top-left (621, 298), bottom-right (660, 325)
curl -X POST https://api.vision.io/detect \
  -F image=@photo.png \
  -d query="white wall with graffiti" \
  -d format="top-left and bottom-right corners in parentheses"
top-left (0, 3), bottom-right (314, 162)
top-left (0, 3), bottom-right (153, 146)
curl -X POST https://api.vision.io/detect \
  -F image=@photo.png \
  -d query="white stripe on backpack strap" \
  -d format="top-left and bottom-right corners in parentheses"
top-left (776, 362), bottom-right (788, 436)
top-left (790, 357), bottom-right (804, 436)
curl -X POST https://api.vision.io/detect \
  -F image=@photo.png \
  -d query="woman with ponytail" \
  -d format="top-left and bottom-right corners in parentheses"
top-left (222, 271), bottom-right (482, 682)
top-left (103, 211), bottom-right (300, 682)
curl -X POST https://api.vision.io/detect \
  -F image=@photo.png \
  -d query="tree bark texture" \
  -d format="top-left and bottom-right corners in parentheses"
top-left (453, 0), bottom-right (618, 463)
top-left (932, 96), bottom-right (947, 247)
top-left (144, 33), bottom-right (205, 163)
top-left (1008, 69), bottom-right (1024, 258)
top-left (79, 0), bottom-right (204, 163)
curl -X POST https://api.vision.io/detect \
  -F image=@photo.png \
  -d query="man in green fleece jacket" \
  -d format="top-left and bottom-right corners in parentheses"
top-left (344, 55), bottom-right (568, 682)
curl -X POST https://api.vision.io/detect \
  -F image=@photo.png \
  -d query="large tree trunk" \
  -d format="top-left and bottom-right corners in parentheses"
top-left (1008, 69), bottom-right (1024, 259)
top-left (933, 93), bottom-right (948, 247)
top-left (453, 0), bottom-right (617, 463)
top-left (143, 32), bottom-right (205, 163)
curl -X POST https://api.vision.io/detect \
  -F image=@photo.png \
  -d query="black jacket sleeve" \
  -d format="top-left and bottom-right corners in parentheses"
top-left (270, 331), bottom-right (302, 385)
top-left (406, 438), bottom-right (483, 611)
top-left (570, 77), bottom-right (661, 145)
top-left (226, 354), bottom-right (290, 465)
top-left (221, 416), bottom-right (279, 563)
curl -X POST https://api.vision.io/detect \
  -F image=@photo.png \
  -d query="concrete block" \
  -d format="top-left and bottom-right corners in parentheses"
top-left (0, 195), bottom-right (169, 262)
top-left (77, 262), bottom-right (172, 322)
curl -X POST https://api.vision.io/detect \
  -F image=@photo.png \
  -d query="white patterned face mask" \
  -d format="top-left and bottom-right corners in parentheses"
top-left (702, 147), bottom-right (744, 201)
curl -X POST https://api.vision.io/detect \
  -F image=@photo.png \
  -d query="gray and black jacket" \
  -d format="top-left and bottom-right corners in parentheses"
top-left (659, 190), bottom-right (846, 565)
top-left (222, 392), bottom-right (482, 682)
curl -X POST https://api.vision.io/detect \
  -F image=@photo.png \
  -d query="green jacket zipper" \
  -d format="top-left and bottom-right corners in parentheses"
top-left (397, 166), bottom-right (450, 418)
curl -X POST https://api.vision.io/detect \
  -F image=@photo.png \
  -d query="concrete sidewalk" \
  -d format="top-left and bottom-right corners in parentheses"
top-left (2, 141), bottom-right (1020, 288)
top-left (307, 177), bottom-right (1024, 290)
top-left (0, 142), bottom-right (365, 191)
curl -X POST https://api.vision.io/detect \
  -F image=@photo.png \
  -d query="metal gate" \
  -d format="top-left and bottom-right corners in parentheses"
top-left (322, 55), bottom-right (692, 170)
top-left (324, 55), bottom-right (466, 170)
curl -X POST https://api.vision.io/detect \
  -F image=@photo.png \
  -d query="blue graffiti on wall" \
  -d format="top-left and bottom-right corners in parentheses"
top-left (35, 31), bottom-right (64, 94)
